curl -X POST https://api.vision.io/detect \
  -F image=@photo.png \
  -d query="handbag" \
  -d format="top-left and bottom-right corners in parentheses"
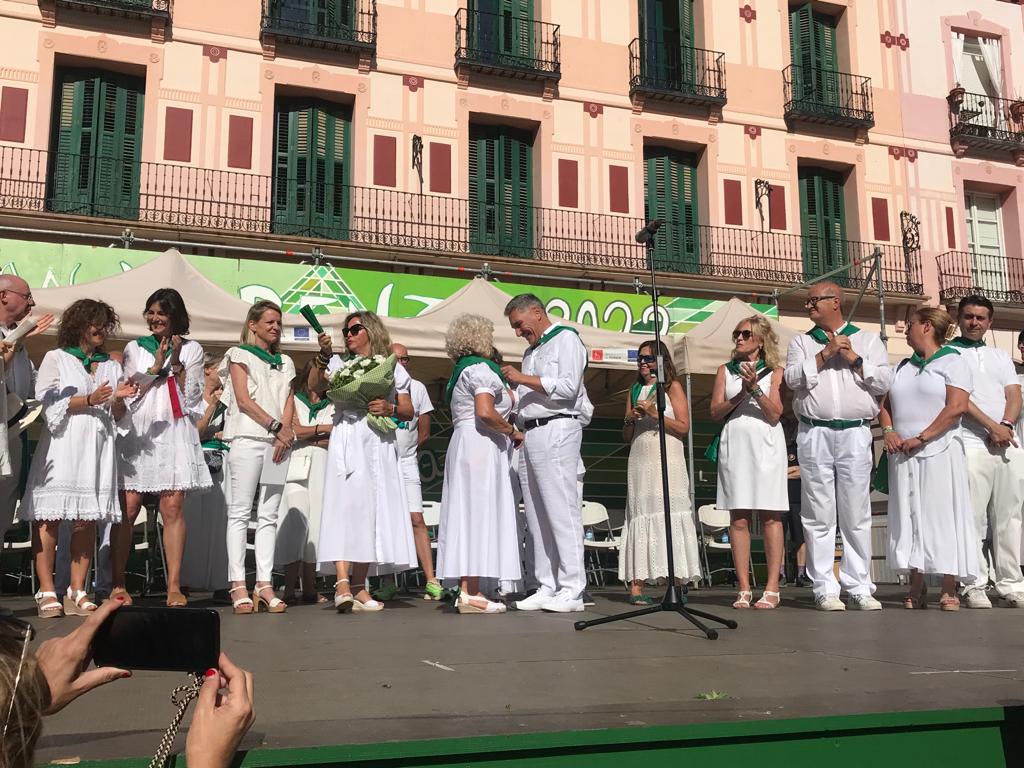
top-left (704, 366), bottom-right (774, 464)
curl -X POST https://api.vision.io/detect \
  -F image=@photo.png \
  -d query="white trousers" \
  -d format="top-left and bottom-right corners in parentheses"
top-left (226, 438), bottom-right (282, 583)
top-left (964, 447), bottom-right (1024, 596)
top-left (796, 423), bottom-right (875, 599)
top-left (0, 431), bottom-right (23, 543)
top-left (518, 418), bottom-right (585, 598)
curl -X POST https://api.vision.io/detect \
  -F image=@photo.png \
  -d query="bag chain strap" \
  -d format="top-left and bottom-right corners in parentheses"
top-left (149, 673), bottom-right (204, 768)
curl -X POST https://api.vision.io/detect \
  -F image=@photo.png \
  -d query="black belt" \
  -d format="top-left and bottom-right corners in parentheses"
top-left (522, 413), bottom-right (580, 432)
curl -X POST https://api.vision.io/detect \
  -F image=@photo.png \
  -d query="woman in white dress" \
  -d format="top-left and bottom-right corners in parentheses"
top-left (112, 289), bottom-right (212, 607)
top-left (879, 307), bottom-right (976, 611)
top-left (180, 353), bottom-right (231, 601)
top-left (311, 311), bottom-right (416, 613)
top-left (221, 300), bottom-right (296, 615)
top-left (275, 359), bottom-right (332, 604)
top-left (437, 314), bottom-right (523, 614)
top-left (20, 300), bottom-right (137, 618)
top-left (620, 340), bottom-right (701, 605)
top-left (711, 316), bottom-right (787, 610)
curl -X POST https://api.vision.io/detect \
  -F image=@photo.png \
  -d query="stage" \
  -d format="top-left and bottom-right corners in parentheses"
top-left (9, 585), bottom-right (1024, 766)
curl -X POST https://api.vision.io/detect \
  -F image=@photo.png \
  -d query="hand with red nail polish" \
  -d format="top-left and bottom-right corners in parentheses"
top-left (186, 652), bottom-right (255, 768)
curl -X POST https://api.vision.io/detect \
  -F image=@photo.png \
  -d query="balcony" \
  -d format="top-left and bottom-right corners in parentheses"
top-left (628, 39), bottom-right (726, 111)
top-left (41, 0), bottom-right (172, 41)
top-left (260, 0), bottom-right (376, 65)
top-left (454, 7), bottom-right (560, 94)
top-left (0, 146), bottom-right (922, 296)
top-left (949, 90), bottom-right (1024, 165)
top-left (936, 250), bottom-right (1024, 306)
top-left (783, 65), bottom-right (874, 134)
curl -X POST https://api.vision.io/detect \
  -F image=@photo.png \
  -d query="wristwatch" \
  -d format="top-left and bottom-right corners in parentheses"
top-left (851, 356), bottom-right (864, 369)
top-left (1000, 419), bottom-right (1015, 430)
top-left (267, 419), bottom-right (283, 435)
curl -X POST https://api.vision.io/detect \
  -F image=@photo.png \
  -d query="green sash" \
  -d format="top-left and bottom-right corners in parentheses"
top-left (295, 391), bottom-right (331, 419)
top-left (444, 356), bottom-right (505, 405)
top-left (725, 359), bottom-right (766, 376)
top-left (202, 438), bottom-right (229, 452)
top-left (239, 344), bottom-right (283, 369)
top-left (530, 324), bottom-right (581, 350)
top-left (806, 322), bottom-right (861, 346)
top-left (908, 346), bottom-right (960, 371)
top-left (946, 337), bottom-right (985, 349)
top-left (63, 347), bottom-right (110, 370)
top-left (703, 362), bottom-right (773, 464)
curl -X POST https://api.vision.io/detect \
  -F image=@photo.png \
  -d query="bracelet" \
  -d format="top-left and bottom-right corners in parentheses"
top-left (1000, 420), bottom-right (1015, 430)
top-left (882, 426), bottom-right (895, 434)
top-left (750, 386), bottom-right (764, 399)
top-left (915, 433), bottom-right (928, 444)
top-left (85, 392), bottom-right (93, 406)
top-left (623, 417), bottom-right (636, 427)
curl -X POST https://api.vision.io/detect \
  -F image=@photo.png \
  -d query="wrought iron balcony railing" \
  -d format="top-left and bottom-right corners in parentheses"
top-left (53, 0), bottom-right (171, 14)
top-left (936, 249), bottom-right (1024, 306)
top-left (455, 7), bottom-right (560, 81)
top-left (783, 65), bottom-right (874, 129)
top-left (260, 0), bottom-right (376, 52)
top-left (949, 90), bottom-right (1024, 156)
top-left (628, 39), bottom-right (726, 106)
top-left (0, 147), bottom-right (922, 295)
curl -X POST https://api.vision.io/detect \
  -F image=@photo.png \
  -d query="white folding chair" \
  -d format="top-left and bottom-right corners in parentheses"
top-left (697, 504), bottom-right (755, 587)
top-left (582, 500), bottom-right (620, 587)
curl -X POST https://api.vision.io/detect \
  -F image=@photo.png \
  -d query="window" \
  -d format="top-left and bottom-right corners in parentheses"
top-left (798, 167), bottom-right (846, 282)
top-left (789, 3), bottom-right (839, 108)
top-left (638, 0), bottom-right (696, 90)
top-left (965, 191), bottom-right (1006, 294)
top-left (468, 123), bottom-right (533, 258)
top-left (643, 145), bottom-right (699, 273)
top-left (267, 0), bottom-right (355, 38)
top-left (467, 0), bottom-right (536, 65)
top-left (48, 69), bottom-right (144, 220)
top-left (272, 98), bottom-right (352, 240)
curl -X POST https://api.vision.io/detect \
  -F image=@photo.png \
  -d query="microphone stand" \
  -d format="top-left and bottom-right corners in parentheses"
top-left (574, 222), bottom-right (736, 639)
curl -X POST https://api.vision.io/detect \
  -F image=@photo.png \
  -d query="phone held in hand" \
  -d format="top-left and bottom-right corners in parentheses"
top-left (93, 606), bottom-right (220, 673)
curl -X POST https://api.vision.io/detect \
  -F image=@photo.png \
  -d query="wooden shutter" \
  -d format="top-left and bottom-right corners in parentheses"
top-left (314, 0), bottom-right (353, 36)
top-left (790, 4), bottom-right (838, 107)
top-left (789, 3), bottom-right (813, 101)
top-left (799, 168), bottom-right (847, 282)
top-left (638, 0), bottom-right (694, 89)
top-left (811, 12), bottom-right (838, 107)
top-left (469, 124), bottom-right (533, 258)
top-left (50, 75), bottom-right (98, 215)
top-left (643, 146), bottom-right (699, 273)
top-left (92, 78), bottom-right (143, 219)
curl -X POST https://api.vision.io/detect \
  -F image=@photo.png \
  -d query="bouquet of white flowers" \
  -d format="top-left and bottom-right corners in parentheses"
top-left (326, 353), bottom-right (399, 433)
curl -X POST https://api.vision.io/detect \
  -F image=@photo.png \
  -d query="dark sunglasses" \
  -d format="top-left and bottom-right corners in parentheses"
top-left (0, 612), bottom-right (35, 742)
top-left (804, 295), bottom-right (837, 308)
top-left (732, 330), bottom-right (754, 341)
top-left (342, 324), bottom-right (365, 338)
top-left (637, 354), bottom-right (657, 365)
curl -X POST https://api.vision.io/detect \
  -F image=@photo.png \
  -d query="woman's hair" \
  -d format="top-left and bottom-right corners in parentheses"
top-left (291, 358), bottom-right (315, 396)
top-left (731, 315), bottom-right (782, 369)
top-left (240, 300), bottom-right (282, 353)
top-left (344, 311), bottom-right (391, 357)
top-left (202, 352), bottom-right (222, 370)
top-left (913, 307), bottom-right (956, 345)
top-left (56, 299), bottom-right (119, 349)
top-left (1, 636), bottom-right (51, 768)
top-left (489, 347), bottom-right (504, 366)
top-left (144, 287), bottom-right (190, 335)
top-left (445, 314), bottom-right (495, 361)
top-left (636, 340), bottom-right (677, 385)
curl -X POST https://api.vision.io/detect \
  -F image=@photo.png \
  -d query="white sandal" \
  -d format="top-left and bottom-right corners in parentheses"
top-left (334, 579), bottom-right (354, 614)
top-left (63, 588), bottom-right (97, 616)
top-left (229, 586), bottom-right (254, 615)
top-left (754, 590), bottom-right (781, 610)
top-left (350, 582), bottom-right (383, 612)
top-left (732, 590), bottom-right (753, 609)
top-left (35, 590), bottom-right (64, 619)
top-left (457, 593), bottom-right (507, 614)
top-left (253, 585), bottom-right (287, 614)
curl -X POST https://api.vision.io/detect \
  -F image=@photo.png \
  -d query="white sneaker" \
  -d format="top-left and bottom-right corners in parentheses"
top-left (999, 592), bottom-right (1024, 608)
top-left (514, 589), bottom-right (554, 611)
top-left (815, 595), bottom-right (846, 611)
top-left (963, 589), bottom-right (992, 609)
top-left (542, 592), bottom-right (584, 613)
top-left (847, 595), bottom-right (883, 611)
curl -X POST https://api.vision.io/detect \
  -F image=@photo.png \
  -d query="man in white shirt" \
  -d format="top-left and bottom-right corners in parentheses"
top-left (501, 294), bottom-right (593, 613)
top-left (784, 282), bottom-right (892, 611)
top-left (951, 296), bottom-right (1024, 608)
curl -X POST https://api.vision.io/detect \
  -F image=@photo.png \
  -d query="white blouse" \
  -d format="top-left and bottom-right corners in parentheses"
top-left (219, 346), bottom-right (296, 442)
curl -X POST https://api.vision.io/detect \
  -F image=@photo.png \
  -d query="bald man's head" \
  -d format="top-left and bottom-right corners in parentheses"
top-left (0, 274), bottom-right (33, 325)
top-left (390, 342), bottom-right (408, 357)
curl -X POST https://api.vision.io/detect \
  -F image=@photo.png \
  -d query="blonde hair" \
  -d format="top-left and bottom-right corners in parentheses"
top-left (240, 300), bottom-right (282, 354)
top-left (731, 315), bottom-right (782, 370)
top-left (913, 307), bottom-right (956, 345)
top-left (445, 314), bottom-right (495, 361)
top-left (344, 311), bottom-right (391, 357)
top-left (0, 640), bottom-right (51, 768)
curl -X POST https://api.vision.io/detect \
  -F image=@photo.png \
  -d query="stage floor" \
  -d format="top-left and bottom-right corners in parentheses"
top-left (7, 585), bottom-right (1023, 763)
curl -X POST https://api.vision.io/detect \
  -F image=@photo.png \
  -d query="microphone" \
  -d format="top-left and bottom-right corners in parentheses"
top-left (635, 219), bottom-right (662, 244)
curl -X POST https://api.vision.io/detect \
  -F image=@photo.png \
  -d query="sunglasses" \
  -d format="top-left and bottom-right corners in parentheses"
top-left (732, 330), bottom-right (753, 341)
top-left (0, 612), bottom-right (35, 742)
top-left (342, 324), bottom-right (365, 338)
top-left (804, 295), bottom-right (837, 308)
top-left (637, 354), bottom-right (657, 365)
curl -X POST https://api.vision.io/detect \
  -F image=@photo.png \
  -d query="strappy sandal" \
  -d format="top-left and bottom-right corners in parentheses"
top-left (351, 582), bottom-right (383, 612)
top-left (108, 587), bottom-right (133, 605)
top-left (939, 593), bottom-right (961, 612)
top-left (229, 585), bottom-right (254, 615)
top-left (35, 590), bottom-right (64, 619)
top-left (732, 590), bottom-right (753, 609)
top-left (754, 590), bottom-right (781, 610)
top-left (334, 579), bottom-right (354, 614)
top-left (166, 591), bottom-right (188, 608)
top-left (63, 589), bottom-right (97, 616)
top-left (253, 585), bottom-right (287, 614)
top-left (903, 584), bottom-right (928, 610)
top-left (456, 592), bottom-right (507, 614)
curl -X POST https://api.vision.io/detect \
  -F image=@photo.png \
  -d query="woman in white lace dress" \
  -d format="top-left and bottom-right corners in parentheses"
top-left (619, 340), bottom-right (700, 604)
top-left (112, 289), bottom-right (212, 607)
top-left (20, 300), bottom-right (137, 618)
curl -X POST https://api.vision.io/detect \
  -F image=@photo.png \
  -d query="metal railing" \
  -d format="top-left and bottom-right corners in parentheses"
top-left (783, 65), bottom-right (873, 127)
top-left (0, 146), bottom-right (923, 294)
top-left (628, 39), bottom-right (726, 103)
top-left (949, 90), bottom-right (1024, 150)
top-left (261, 0), bottom-right (376, 49)
top-left (55, 0), bottom-right (171, 14)
top-left (936, 249), bottom-right (1024, 305)
top-left (455, 7), bottom-right (560, 79)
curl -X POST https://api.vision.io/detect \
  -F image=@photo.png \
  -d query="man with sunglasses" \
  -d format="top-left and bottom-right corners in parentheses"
top-left (784, 281), bottom-right (891, 611)
top-left (501, 294), bottom-right (593, 613)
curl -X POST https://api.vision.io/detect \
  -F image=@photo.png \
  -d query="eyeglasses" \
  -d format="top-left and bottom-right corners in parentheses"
top-left (637, 354), bottom-right (656, 365)
top-left (397, 356), bottom-right (410, 364)
top-left (342, 324), bottom-right (365, 338)
top-left (1, 289), bottom-right (34, 305)
top-left (732, 330), bottom-right (753, 341)
top-left (804, 295), bottom-right (837, 308)
top-left (0, 612), bottom-right (35, 742)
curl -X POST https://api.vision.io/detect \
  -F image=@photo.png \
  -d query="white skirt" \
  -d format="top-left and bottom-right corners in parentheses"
top-left (180, 450), bottom-right (229, 591)
top-left (120, 416), bottom-right (212, 494)
top-left (716, 413), bottom-right (789, 511)
top-left (275, 445), bottom-right (327, 565)
top-left (887, 437), bottom-right (979, 581)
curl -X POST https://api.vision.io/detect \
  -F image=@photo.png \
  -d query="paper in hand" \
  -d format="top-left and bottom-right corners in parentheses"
top-left (259, 443), bottom-right (290, 486)
top-left (3, 317), bottom-right (37, 345)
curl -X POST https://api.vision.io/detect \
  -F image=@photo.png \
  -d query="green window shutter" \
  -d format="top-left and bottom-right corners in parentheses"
top-left (790, 5), bottom-right (838, 107)
top-left (469, 124), bottom-right (533, 258)
top-left (638, 0), bottom-right (695, 90)
top-left (92, 78), bottom-right (143, 219)
top-left (799, 168), bottom-right (847, 282)
top-left (313, 0), bottom-right (353, 36)
top-left (50, 75), bottom-right (98, 215)
top-left (469, 0), bottom-right (534, 64)
top-left (643, 146), bottom-right (699, 273)
top-left (789, 3), bottom-right (813, 101)
top-left (813, 13), bottom-right (838, 107)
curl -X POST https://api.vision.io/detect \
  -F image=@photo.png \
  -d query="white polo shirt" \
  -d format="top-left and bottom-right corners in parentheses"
top-left (395, 377), bottom-right (433, 460)
top-left (956, 343), bottom-right (1021, 450)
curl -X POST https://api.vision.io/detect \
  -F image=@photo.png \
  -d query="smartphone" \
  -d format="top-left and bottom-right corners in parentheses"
top-left (93, 606), bottom-right (220, 673)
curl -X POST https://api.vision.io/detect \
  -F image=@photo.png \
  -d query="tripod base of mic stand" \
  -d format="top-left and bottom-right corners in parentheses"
top-left (573, 585), bottom-right (737, 640)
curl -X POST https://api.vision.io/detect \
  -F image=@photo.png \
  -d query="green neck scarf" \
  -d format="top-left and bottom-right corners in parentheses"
top-left (909, 346), bottom-right (960, 371)
top-left (629, 380), bottom-right (657, 407)
top-left (295, 391), bottom-right (331, 419)
top-left (136, 335), bottom-right (162, 356)
top-left (725, 359), bottom-right (766, 376)
top-left (807, 322), bottom-right (860, 346)
top-left (946, 336), bottom-right (985, 349)
top-left (529, 324), bottom-right (581, 350)
top-left (64, 346), bottom-right (110, 371)
top-left (239, 344), bottom-right (283, 369)
top-left (445, 356), bottom-right (506, 406)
